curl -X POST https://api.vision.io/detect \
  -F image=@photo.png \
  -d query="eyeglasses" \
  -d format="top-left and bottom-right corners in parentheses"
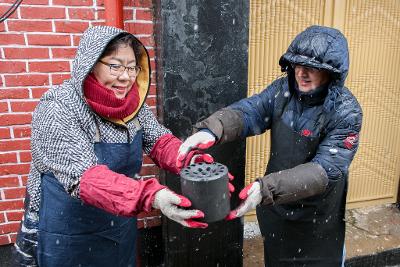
top-left (99, 60), bottom-right (141, 77)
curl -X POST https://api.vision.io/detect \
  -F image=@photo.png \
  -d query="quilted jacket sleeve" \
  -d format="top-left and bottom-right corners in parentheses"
top-left (311, 93), bottom-right (363, 181)
top-left (228, 78), bottom-right (284, 138)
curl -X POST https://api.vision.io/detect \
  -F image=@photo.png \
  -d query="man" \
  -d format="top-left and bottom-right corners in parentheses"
top-left (177, 25), bottom-right (362, 266)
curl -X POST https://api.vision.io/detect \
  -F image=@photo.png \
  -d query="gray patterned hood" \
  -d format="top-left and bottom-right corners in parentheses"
top-left (279, 25), bottom-right (349, 87)
top-left (69, 26), bottom-right (151, 116)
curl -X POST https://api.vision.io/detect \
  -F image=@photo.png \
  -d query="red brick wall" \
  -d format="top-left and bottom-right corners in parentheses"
top-left (0, 0), bottom-right (160, 245)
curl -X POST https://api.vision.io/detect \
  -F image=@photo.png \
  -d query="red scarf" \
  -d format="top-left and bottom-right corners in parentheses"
top-left (83, 73), bottom-right (140, 120)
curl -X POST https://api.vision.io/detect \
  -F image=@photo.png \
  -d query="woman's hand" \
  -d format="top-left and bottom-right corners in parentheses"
top-left (152, 188), bottom-right (208, 228)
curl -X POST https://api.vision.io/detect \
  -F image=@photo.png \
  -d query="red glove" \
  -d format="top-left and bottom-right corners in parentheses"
top-left (226, 181), bottom-right (262, 220)
top-left (152, 188), bottom-right (208, 228)
top-left (80, 165), bottom-right (166, 217)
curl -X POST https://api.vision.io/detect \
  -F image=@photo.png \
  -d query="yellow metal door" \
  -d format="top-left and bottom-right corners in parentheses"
top-left (246, 0), bottom-right (400, 214)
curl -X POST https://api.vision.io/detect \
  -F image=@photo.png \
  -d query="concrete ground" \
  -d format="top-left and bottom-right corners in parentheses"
top-left (243, 204), bottom-right (400, 266)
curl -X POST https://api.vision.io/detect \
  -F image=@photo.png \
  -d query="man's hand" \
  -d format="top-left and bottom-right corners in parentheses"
top-left (176, 130), bottom-right (234, 194)
top-left (226, 181), bottom-right (262, 220)
top-left (152, 188), bottom-right (208, 228)
top-left (176, 131), bottom-right (216, 168)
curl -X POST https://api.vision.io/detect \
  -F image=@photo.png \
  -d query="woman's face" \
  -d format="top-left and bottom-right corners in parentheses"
top-left (92, 44), bottom-right (137, 99)
top-left (294, 65), bottom-right (330, 92)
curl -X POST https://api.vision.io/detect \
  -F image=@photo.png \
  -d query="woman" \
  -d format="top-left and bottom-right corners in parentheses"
top-left (13, 25), bottom-right (211, 267)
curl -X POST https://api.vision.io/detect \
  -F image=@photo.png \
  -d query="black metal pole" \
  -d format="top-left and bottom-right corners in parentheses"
top-left (154, 0), bottom-right (249, 266)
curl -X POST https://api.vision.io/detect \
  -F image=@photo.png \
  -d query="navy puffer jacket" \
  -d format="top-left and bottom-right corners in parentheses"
top-left (229, 25), bottom-right (362, 181)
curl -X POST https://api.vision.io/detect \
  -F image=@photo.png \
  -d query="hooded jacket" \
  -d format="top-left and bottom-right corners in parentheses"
top-left (195, 25), bottom-right (362, 204)
top-left (27, 26), bottom-right (171, 212)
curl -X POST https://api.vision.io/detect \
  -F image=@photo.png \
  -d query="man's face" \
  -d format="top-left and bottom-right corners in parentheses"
top-left (293, 65), bottom-right (330, 92)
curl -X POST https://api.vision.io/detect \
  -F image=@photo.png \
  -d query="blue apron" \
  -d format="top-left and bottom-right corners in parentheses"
top-left (257, 97), bottom-right (346, 266)
top-left (37, 119), bottom-right (143, 267)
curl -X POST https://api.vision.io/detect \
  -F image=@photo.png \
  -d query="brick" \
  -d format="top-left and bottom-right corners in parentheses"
top-left (0, 222), bottom-right (21, 234)
top-left (150, 75), bottom-right (156, 84)
top-left (19, 151), bottom-right (32, 162)
top-left (97, 10), bottom-right (105, 20)
top-left (142, 155), bottom-right (155, 165)
top-left (54, 21), bottom-right (90, 33)
top-left (0, 164), bottom-right (31, 176)
top-left (145, 96), bottom-right (156, 107)
top-left (133, 0), bottom-right (152, 8)
top-left (137, 209), bottom-right (161, 219)
top-left (0, 33), bottom-right (25, 45)
top-left (137, 216), bottom-right (161, 229)
top-left (136, 9), bottom-right (153, 21)
top-left (0, 200), bottom-right (24, 211)
top-left (138, 36), bottom-right (154, 47)
top-left (0, 153), bottom-right (17, 164)
top-left (52, 73), bottom-right (70, 85)
top-left (0, 213), bottom-right (5, 223)
top-left (9, 233), bottom-right (17, 243)
top-left (20, 0), bottom-right (48, 4)
top-left (72, 35), bottom-right (81, 46)
top-left (0, 128), bottom-right (11, 139)
top-left (10, 101), bottom-right (38, 113)
top-left (31, 87), bottom-right (49, 99)
top-left (0, 102), bottom-right (8, 112)
top-left (6, 211), bottom-right (24, 222)
top-left (139, 165), bottom-right (158, 176)
top-left (148, 85), bottom-right (156, 95)
top-left (91, 22), bottom-right (106, 27)
top-left (125, 22), bottom-right (153, 35)
top-left (13, 127), bottom-right (31, 138)
top-left (123, 9), bottom-right (133, 21)
top-left (123, 0), bottom-right (134, 5)
top-left (4, 48), bottom-right (49, 59)
top-left (0, 177), bottom-right (19, 187)
top-left (5, 74), bottom-right (49, 87)
top-left (0, 61), bottom-right (26, 73)
top-left (0, 139), bottom-right (31, 151)
top-left (53, 0), bottom-right (93, 5)
top-left (0, 235), bottom-right (9, 245)
top-left (0, 114), bottom-right (32, 127)
top-left (21, 175), bottom-right (28, 186)
top-left (28, 34), bottom-right (71, 46)
top-left (20, 6), bottom-right (65, 19)
top-left (8, 20), bottom-right (53, 32)
top-left (0, 5), bottom-right (18, 19)
top-left (150, 60), bottom-right (156, 72)
top-left (29, 61), bottom-right (70, 73)
top-left (0, 89), bottom-right (30, 100)
top-left (146, 48), bottom-right (155, 58)
top-left (4, 188), bottom-right (26, 200)
top-left (68, 8), bottom-right (95, 20)
top-left (52, 48), bottom-right (77, 59)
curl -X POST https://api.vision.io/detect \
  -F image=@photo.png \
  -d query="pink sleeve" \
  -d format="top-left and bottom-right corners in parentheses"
top-left (80, 165), bottom-right (166, 217)
top-left (149, 134), bottom-right (182, 174)
top-left (149, 134), bottom-right (200, 174)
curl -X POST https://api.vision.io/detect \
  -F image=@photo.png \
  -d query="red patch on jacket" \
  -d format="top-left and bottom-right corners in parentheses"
top-left (301, 129), bottom-right (312, 137)
top-left (344, 133), bottom-right (358, 149)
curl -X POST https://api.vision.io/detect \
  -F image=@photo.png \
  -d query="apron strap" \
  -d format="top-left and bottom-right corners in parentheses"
top-left (93, 117), bottom-right (141, 143)
top-left (94, 118), bottom-right (101, 143)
